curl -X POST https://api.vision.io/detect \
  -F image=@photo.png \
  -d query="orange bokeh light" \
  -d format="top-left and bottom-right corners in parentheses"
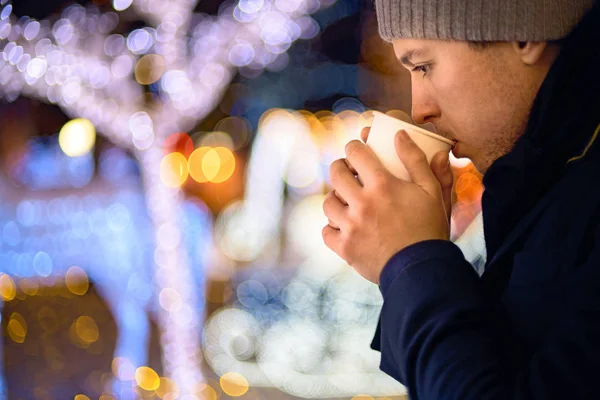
top-left (163, 132), bottom-right (194, 158)
top-left (188, 146), bottom-right (236, 184)
top-left (188, 146), bottom-right (212, 183)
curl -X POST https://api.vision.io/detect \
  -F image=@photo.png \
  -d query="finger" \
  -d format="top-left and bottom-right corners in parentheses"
top-left (322, 224), bottom-right (342, 255)
top-left (394, 131), bottom-right (439, 196)
top-left (344, 158), bottom-right (357, 176)
top-left (430, 151), bottom-right (454, 222)
top-left (329, 158), bottom-right (361, 204)
top-left (360, 127), bottom-right (371, 143)
top-left (322, 190), bottom-right (347, 229)
top-left (345, 140), bottom-right (388, 186)
top-left (334, 189), bottom-right (348, 206)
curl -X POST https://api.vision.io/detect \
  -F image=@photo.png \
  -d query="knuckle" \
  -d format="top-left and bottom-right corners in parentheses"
top-left (371, 169), bottom-right (389, 187)
top-left (410, 151), bottom-right (427, 164)
top-left (353, 201), bottom-right (370, 221)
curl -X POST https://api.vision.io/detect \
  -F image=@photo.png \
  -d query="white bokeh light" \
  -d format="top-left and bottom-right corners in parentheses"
top-left (113, 0), bottom-right (134, 12)
top-left (0, 0), bottom-right (337, 396)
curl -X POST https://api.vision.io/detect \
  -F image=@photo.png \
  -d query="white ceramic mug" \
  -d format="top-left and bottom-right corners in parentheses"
top-left (365, 111), bottom-right (455, 182)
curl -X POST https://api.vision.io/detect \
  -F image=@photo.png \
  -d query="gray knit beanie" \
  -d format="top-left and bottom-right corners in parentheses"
top-left (376, 0), bottom-right (595, 42)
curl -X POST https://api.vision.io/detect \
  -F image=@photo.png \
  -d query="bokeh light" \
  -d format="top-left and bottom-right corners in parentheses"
top-left (23, 20), bottom-right (41, 41)
top-left (163, 132), bottom-right (195, 158)
top-left (8, 312), bottom-right (27, 343)
top-left (333, 97), bottom-right (365, 114)
top-left (214, 116), bottom-right (251, 150)
top-left (135, 54), bottom-right (165, 85)
top-left (33, 251), bottom-right (53, 277)
top-left (75, 316), bottom-right (100, 344)
top-left (159, 288), bottom-right (183, 312)
top-left (0, 273), bottom-right (17, 301)
top-left (215, 200), bottom-right (275, 262)
top-left (205, 147), bottom-right (236, 183)
top-left (385, 109), bottom-right (412, 123)
top-left (188, 146), bottom-right (212, 183)
top-left (450, 152), bottom-right (472, 168)
top-left (160, 152), bottom-right (189, 188)
top-left (58, 118), bottom-right (97, 157)
top-left (455, 172), bottom-right (483, 205)
top-left (195, 383), bottom-right (218, 400)
top-left (135, 366), bottom-right (160, 391)
top-left (285, 154), bottom-right (320, 189)
top-left (155, 377), bottom-right (179, 399)
top-left (199, 132), bottom-right (234, 150)
top-left (127, 28), bottom-right (154, 54)
top-left (104, 34), bottom-right (125, 57)
top-left (202, 148), bottom-right (221, 181)
top-left (19, 278), bottom-right (40, 296)
top-left (129, 111), bottom-right (155, 150)
top-left (113, 0), bottom-right (133, 12)
top-left (112, 357), bottom-right (136, 381)
top-left (65, 266), bottom-right (89, 295)
top-left (74, 395), bottom-right (91, 400)
top-left (111, 54), bottom-right (134, 78)
top-left (229, 42), bottom-right (255, 67)
top-left (220, 372), bottom-right (249, 397)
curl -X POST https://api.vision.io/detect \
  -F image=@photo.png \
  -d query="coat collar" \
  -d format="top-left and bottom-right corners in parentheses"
top-left (479, 1), bottom-right (600, 295)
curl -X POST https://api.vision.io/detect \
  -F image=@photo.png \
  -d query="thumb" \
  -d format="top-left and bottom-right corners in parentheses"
top-left (430, 151), bottom-right (454, 223)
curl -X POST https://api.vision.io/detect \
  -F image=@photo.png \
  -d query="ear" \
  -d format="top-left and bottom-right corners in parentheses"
top-left (512, 41), bottom-right (548, 65)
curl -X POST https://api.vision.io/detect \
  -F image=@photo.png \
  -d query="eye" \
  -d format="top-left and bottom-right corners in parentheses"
top-left (412, 64), bottom-right (431, 75)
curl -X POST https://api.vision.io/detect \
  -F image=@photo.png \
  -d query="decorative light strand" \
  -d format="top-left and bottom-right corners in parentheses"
top-left (0, 0), bottom-right (330, 396)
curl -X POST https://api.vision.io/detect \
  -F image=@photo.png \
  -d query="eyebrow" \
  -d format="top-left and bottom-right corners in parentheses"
top-left (398, 49), bottom-right (427, 68)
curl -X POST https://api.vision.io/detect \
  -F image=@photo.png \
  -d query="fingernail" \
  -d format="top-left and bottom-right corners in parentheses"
top-left (398, 130), bottom-right (409, 140)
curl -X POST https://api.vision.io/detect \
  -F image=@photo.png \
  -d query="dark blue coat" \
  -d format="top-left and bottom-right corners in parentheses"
top-left (370, 2), bottom-right (600, 399)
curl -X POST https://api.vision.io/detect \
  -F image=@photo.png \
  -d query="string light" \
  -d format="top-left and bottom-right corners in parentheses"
top-left (58, 118), bottom-right (96, 157)
top-left (0, 0), bottom-right (332, 396)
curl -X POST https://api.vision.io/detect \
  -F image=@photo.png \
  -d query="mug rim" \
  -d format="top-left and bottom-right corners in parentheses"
top-left (372, 111), bottom-right (456, 147)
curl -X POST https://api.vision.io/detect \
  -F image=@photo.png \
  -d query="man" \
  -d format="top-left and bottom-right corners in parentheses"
top-left (322, 0), bottom-right (600, 399)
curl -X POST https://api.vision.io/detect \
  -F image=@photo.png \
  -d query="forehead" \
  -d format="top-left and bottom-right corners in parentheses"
top-left (391, 39), bottom-right (435, 59)
top-left (391, 39), bottom-right (487, 65)
top-left (396, 38), bottom-right (474, 56)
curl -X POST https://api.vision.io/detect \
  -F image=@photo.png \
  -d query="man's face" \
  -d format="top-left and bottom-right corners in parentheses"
top-left (392, 39), bottom-right (547, 174)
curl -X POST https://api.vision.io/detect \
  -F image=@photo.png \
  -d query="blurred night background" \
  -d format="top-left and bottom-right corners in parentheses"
top-left (0, 0), bottom-right (485, 399)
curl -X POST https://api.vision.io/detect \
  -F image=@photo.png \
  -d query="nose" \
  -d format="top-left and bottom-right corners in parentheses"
top-left (411, 82), bottom-right (440, 125)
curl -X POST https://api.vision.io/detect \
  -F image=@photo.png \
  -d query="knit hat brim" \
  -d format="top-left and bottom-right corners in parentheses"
top-left (376, 0), bottom-right (594, 43)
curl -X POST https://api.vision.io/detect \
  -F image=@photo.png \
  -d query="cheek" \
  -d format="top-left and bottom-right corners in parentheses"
top-left (432, 78), bottom-right (481, 136)
top-left (430, 65), bottom-right (478, 114)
